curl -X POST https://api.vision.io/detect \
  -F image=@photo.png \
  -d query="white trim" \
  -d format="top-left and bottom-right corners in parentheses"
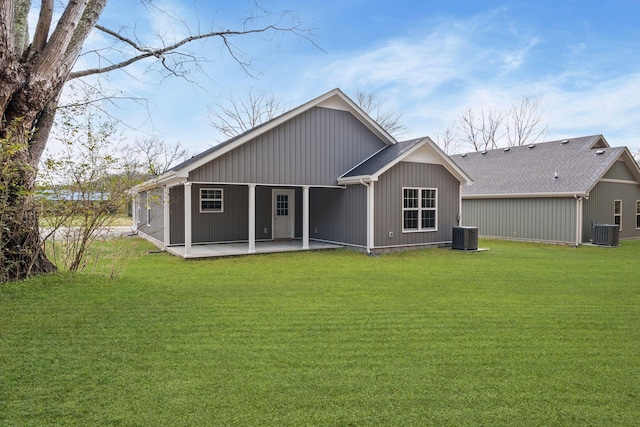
top-left (614, 199), bottom-right (622, 230)
top-left (402, 187), bottom-right (438, 233)
top-left (600, 178), bottom-right (640, 185)
top-left (174, 89), bottom-right (396, 176)
top-left (576, 196), bottom-right (584, 247)
top-left (187, 181), bottom-right (345, 189)
top-left (302, 186), bottom-right (310, 250)
top-left (369, 181), bottom-right (375, 250)
top-left (184, 182), bottom-right (192, 256)
top-left (272, 189), bottom-right (296, 239)
top-left (463, 191), bottom-right (588, 199)
top-left (248, 185), bottom-right (256, 253)
top-left (146, 191), bottom-right (151, 226)
top-left (199, 187), bottom-right (224, 213)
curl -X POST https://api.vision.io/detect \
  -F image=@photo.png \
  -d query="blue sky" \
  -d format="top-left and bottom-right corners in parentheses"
top-left (59, 0), bottom-right (640, 154)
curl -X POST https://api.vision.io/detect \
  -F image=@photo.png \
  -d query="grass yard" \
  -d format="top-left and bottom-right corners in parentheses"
top-left (1, 239), bottom-right (639, 426)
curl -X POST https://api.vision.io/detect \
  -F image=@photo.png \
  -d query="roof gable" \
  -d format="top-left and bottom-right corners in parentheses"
top-left (166, 89), bottom-right (396, 179)
top-left (451, 135), bottom-right (640, 198)
top-left (339, 137), bottom-right (472, 185)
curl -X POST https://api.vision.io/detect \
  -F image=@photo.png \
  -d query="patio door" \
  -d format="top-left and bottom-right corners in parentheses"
top-left (272, 189), bottom-right (295, 239)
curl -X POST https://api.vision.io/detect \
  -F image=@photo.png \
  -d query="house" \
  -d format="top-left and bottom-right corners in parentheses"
top-left (451, 135), bottom-right (640, 245)
top-left (130, 88), bottom-right (472, 258)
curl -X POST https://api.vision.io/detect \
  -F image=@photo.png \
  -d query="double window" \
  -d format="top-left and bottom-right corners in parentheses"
top-left (403, 188), bottom-right (437, 232)
top-left (614, 200), bottom-right (622, 230)
top-left (200, 188), bottom-right (223, 213)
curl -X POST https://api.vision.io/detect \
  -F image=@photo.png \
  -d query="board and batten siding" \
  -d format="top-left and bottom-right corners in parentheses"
top-left (374, 162), bottom-right (461, 247)
top-left (309, 186), bottom-right (367, 247)
top-left (583, 180), bottom-right (640, 240)
top-left (169, 184), bottom-right (302, 245)
top-left (603, 160), bottom-right (637, 181)
top-left (462, 197), bottom-right (577, 244)
top-left (189, 107), bottom-right (387, 186)
top-left (136, 188), bottom-right (164, 244)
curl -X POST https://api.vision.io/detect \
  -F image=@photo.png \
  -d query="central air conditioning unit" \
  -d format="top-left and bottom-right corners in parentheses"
top-left (592, 224), bottom-right (620, 246)
top-left (452, 226), bottom-right (478, 251)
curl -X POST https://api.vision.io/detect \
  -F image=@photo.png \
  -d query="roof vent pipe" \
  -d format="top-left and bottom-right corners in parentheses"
top-left (528, 144), bottom-right (535, 149)
top-left (561, 139), bottom-right (569, 144)
top-left (554, 171), bottom-right (558, 180)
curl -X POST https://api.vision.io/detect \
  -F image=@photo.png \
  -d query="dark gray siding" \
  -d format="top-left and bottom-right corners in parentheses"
top-left (583, 181), bottom-right (640, 240)
top-left (169, 184), bottom-right (302, 245)
top-left (189, 107), bottom-right (387, 186)
top-left (137, 188), bottom-right (164, 243)
top-left (169, 185), bottom-right (184, 244)
top-left (309, 186), bottom-right (367, 246)
top-left (462, 197), bottom-right (576, 243)
top-left (375, 162), bottom-right (461, 247)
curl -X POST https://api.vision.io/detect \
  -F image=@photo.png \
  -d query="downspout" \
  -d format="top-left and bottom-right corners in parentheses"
top-left (359, 179), bottom-right (372, 254)
top-left (575, 195), bottom-right (584, 247)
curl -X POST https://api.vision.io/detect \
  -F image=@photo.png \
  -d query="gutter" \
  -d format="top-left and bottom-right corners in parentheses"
top-left (359, 179), bottom-right (374, 254)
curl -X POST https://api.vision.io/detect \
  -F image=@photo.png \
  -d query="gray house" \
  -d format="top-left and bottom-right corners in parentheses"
top-left (451, 135), bottom-right (640, 245)
top-left (131, 89), bottom-right (472, 258)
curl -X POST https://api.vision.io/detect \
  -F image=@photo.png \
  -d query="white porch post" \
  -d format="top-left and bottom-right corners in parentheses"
top-left (248, 184), bottom-right (256, 253)
top-left (184, 182), bottom-right (192, 257)
top-left (369, 181), bottom-right (375, 251)
top-left (302, 186), bottom-right (310, 250)
top-left (163, 185), bottom-right (170, 249)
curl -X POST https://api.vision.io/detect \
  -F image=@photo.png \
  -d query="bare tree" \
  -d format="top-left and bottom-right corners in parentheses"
top-left (505, 95), bottom-right (548, 146)
top-left (458, 107), bottom-right (483, 152)
top-left (0, 1), bottom-right (316, 280)
top-left (433, 124), bottom-right (461, 155)
top-left (209, 88), bottom-right (288, 140)
top-left (454, 95), bottom-right (548, 152)
top-left (355, 91), bottom-right (408, 139)
top-left (133, 137), bottom-right (190, 176)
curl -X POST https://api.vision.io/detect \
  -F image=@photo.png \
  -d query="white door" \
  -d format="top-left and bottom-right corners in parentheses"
top-left (273, 189), bottom-right (295, 239)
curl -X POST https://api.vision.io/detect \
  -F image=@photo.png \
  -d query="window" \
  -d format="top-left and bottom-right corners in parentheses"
top-left (636, 201), bottom-right (640, 229)
top-left (276, 194), bottom-right (289, 216)
top-left (403, 188), bottom-right (437, 232)
top-left (200, 188), bottom-right (223, 213)
top-left (146, 191), bottom-right (151, 226)
top-left (614, 200), bottom-right (622, 230)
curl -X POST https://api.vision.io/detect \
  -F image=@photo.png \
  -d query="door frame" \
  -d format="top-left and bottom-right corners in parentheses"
top-left (272, 189), bottom-right (295, 239)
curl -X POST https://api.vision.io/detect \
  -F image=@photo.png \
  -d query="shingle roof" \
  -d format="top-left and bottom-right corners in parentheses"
top-left (451, 135), bottom-right (627, 197)
top-left (341, 138), bottom-right (424, 178)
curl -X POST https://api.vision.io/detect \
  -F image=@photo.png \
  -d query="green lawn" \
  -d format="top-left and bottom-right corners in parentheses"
top-left (1, 239), bottom-right (639, 426)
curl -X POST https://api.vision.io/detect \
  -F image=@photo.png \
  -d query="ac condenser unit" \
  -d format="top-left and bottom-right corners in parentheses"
top-left (452, 226), bottom-right (478, 251)
top-left (592, 224), bottom-right (620, 246)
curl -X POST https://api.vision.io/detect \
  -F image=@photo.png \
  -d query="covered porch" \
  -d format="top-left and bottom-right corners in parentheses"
top-left (165, 239), bottom-right (344, 259)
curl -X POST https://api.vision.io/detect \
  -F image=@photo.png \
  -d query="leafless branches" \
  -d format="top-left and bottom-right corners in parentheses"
top-left (355, 91), bottom-right (408, 139)
top-left (209, 88), bottom-right (288, 140)
top-left (435, 95), bottom-right (549, 154)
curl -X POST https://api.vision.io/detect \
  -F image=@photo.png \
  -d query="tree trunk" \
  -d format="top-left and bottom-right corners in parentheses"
top-left (0, 0), bottom-right (107, 281)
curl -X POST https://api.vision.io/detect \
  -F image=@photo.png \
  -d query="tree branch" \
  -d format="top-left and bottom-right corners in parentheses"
top-left (69, 23), bottom-right (320, 80)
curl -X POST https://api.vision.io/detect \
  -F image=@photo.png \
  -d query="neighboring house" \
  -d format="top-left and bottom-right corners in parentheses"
top-left (451, 135), bottom-right (640, 245)
top-left (130, 88), bottom-right (472, 258)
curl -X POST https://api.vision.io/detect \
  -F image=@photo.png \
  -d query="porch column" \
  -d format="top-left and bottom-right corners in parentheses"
top-left (368, 181), bottom-right (375, 251)
top-left (163, 185), bottom-right (170, 249)
top-left (184, 182), bottom-right (192, 257)
top-left (248, 184), bottom-right (256, 253)
top-left (302, 186), bottom-right (310, 250)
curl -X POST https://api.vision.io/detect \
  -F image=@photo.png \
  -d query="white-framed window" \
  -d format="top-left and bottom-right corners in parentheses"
top-left (146, 191), bottom-right (151, 226)
top-left (403, 187), bottom-right (437, 232)
top-left (200, 188), bottom-right (223, 213)
top-left (636, 201), bottom-right (640, 229)
top-left (614, 200), bottom-right (622, 230)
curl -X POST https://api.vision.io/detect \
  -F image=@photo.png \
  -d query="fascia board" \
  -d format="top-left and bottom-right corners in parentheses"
top-left (180, 89), bottom-right (397, 177)
top-left (462, 192), bottom-right (588, 199)
top-left (337, 175), bottom-right (376, 185)
top-left (585, 148), bottom-right (640, 195)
